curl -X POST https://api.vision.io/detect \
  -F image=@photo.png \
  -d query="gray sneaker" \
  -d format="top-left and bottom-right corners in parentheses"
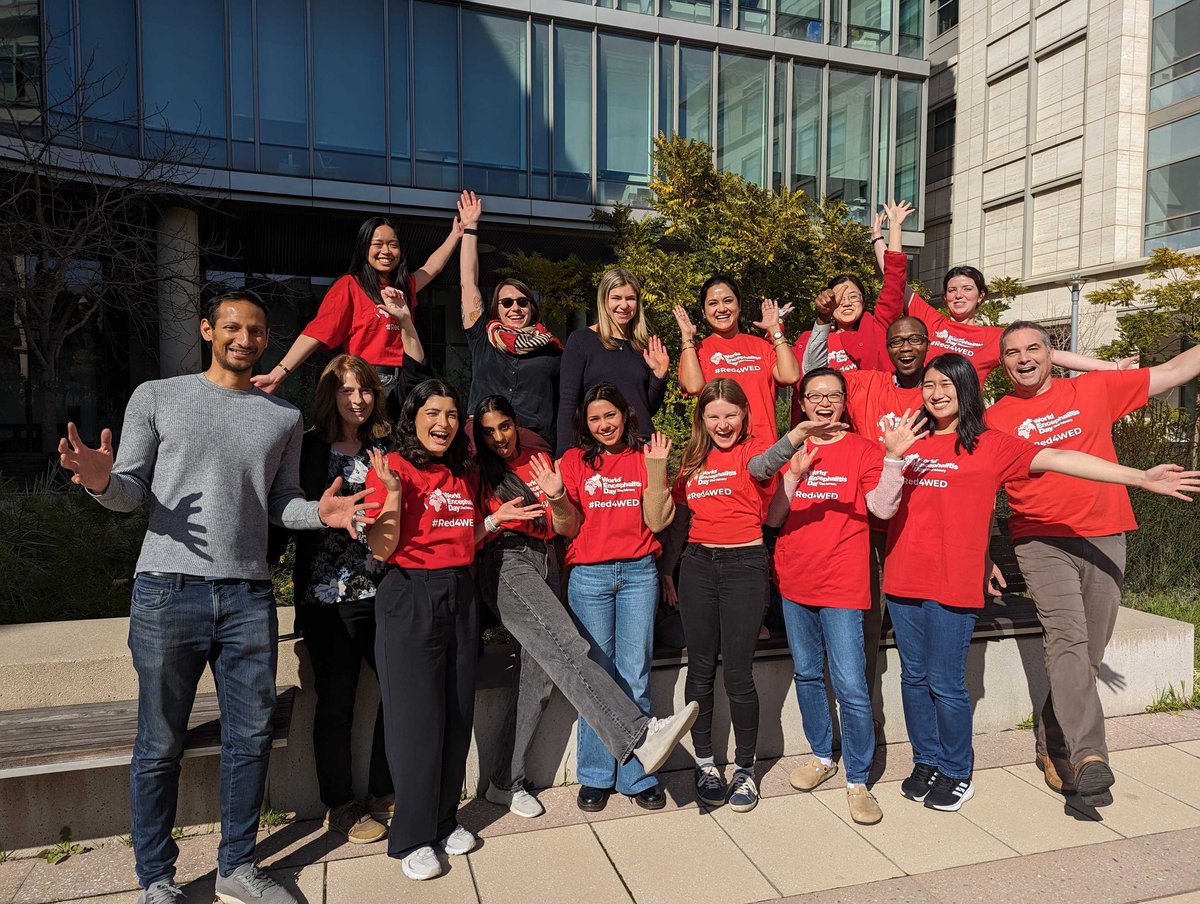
top-left (633, 702), bottom-right (700, 774)
top-left (138, 881), bottom-right (185, 904)
top-left (215, 863), bottom-right (297, 904)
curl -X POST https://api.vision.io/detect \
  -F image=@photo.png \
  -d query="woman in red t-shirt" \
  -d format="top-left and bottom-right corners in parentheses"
top-left (765, 367), bottom-right (924, 826)
top-left (886, 353), bottom-right (1199, 816)
top-left (254, 214), bottom-right (464, 403)
top-left (559, 383), bottom-right (678, 814)
top-left (673, 275), bottom-right (800, 440)
top-left (363, 379), bottom-right (539, 880)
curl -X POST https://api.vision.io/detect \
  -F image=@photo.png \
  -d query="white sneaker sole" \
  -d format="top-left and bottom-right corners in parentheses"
top-left (924, 783), bottom-right (974, 812)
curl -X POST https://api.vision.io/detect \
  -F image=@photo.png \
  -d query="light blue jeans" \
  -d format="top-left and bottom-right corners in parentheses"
top-left (781, 598), bottom-right (875, 784)
top-left (567, 555), bottom-right (659, 794)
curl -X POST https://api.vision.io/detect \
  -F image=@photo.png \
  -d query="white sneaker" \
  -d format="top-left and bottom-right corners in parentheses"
top-left (486, 782), bottom-right (545, 818)
top-left (440, 824), bottom-right (477, 856)
top-left (633, 702), bottom-right (700, 774)
top-left (401, 845), bottom-right (443, 881)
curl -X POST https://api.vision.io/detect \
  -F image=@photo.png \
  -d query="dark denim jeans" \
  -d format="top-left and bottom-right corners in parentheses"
top-left (127, 573), bottom-right (278, 888)
top-left (886, 596), bottom-right (978, 780)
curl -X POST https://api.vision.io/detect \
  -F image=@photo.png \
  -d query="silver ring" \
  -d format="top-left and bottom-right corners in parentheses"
top-left (354, 509), bottom-right (365, 518)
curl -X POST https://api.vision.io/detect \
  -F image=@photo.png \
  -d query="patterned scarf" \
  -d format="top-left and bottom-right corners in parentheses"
top-left (487, 320), bottom-right (563, 356)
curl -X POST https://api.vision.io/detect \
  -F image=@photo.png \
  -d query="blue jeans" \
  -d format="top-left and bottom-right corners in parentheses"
top-left (781, 599), bottom-right (875, 784)
top-left (128, 573), bottom-right (278, 888)
top-left (567, 555), bottom-right (659, 794)
top-left (886, 596), bottom-right (978, 780)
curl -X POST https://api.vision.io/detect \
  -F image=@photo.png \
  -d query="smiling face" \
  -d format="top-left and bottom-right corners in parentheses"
top-left (944, 274), bottom-right (984, 322)
top-left (605, 284), bottom-right (639, 335)
top-left (702, 398), bottom-right (747, 450)
top-left (202, 300), bottom-right (268, 374)
top-left (367, 224), bottom-right (401, 275)
top-left (496, 284), bottom-right (533, 330)
top-left (831, 281), bottom-right (865, 329)
top-left (415, 395), bottom-right (459, 456)
top-left (886, 317), bottom-right (930, 379)
top-left (799, 374), bottom-right (847, 424)
top-left (921, 367), bottom-right (959, 429)
top-left (480, 409), bottom-right (520, 461)
top-left (702, 282), bottom-right (741, 336)
top-left (335, 370), bottom-right (375, 435)
top-left (1001, 327), bottom-right (1054, 394)
top-left (586, 399), bottom-right (626, 450)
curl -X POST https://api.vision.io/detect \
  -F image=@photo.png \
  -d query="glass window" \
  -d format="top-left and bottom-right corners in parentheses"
top-left (740, 0), bottom-right (770, 32)
top-left (791, 64), bottom-right (821, 197)
top-left (827, 68), bottom-right (874, 223)
top-left (1152, 0), bottom-right (1199, 72)
top-left (532, 21), bottom-right (551, 198)
top-left (43, 0), bottom-right (75, 130)
top-left (616, 0), bottom-right (654, 11)
top-left (1148, 113), bottom-right (1200, 168)
top-left (311, 0), bottom-right (386, 182)
top-left (462, 11), bottom-right (528, 197)
top-left (776, 0), bottom-right (825, 41)
top-left (389, 0), bottom-right (411, 185)
top-left (659, 42), bottom-right (676, 136)
top-left (663, 0), bottom-right (714, 25)
top-left (412, 1), bottom-right (459, 190)
top-left (717, 53), bottom-right (769, 187)
top-left (935, 0), bottom-right (959, 35)
top-left (77, 0), bottom-right (138, 155)
top-left (230, 0), bottom-right (255, 169)
top-left (679, 45), bottom-right (712, 146)
top-left (1146, 157), bottom-right (1200, 224)
top-left (898, 0), bottom-right (924, 56)
top-left (257, 0), bottom-right (309, 176)
top-left (894, 78), bottom-right (922, 209)
top-left (1151, 67), bottom-right (1200, 111)
top-left (928, 100), bottom-right (954, 183)
top-left (876, 75), bottom-right (891, 209)
top-left (554, 25), bottom-right (592, 202)
top-left (830, 0), bottom-right (843, 46)
top-left (772, 60), bottom-right (787, 190)
top-left (598, 34), bottom-right (653, 204)
top-left (848, 0), bottom-right (891, 51)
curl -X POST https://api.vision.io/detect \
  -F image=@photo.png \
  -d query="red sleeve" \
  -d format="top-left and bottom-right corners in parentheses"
top-left (904, 291), bottom-right (945, 334)
top-left (874, 250), bottom-right (908, 327)
top-left (989, 430), bottom-right (1041, 485)
top-left (1099, 369), bottom-right (1151, 421)
top-left (859, 443), bottom-right (884, 494)
top-left (302, 276), bottom-right (355, 348)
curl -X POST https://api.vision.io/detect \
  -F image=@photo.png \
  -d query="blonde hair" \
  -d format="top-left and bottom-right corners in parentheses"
top-left (595, 267), bottom-right (650, 352)
top-left (678, 379), bottom-right (752, 483)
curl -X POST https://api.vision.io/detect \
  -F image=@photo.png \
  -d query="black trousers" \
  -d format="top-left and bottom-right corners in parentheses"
top-left (375, 565), bottom-right (477, 857)
top-left (298, 599), bottom-right (393, 809)
top-left (677, 544), bottom-right (769, 768)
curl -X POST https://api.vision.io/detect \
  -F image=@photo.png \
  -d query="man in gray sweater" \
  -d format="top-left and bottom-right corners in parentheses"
top-left (59, 290), bottom-right (375, 904)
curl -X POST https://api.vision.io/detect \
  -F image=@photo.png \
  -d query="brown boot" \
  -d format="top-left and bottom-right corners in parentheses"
top-left (1036, 752), bottom-right (1076, 795)
top-left (324, 800), bottom-right (387, 844)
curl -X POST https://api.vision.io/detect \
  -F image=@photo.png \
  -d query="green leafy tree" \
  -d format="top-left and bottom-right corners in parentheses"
top-left (981, 275), bottom-right (1025, 399)
top-left (1086, 248), bottom-right (1200, 359)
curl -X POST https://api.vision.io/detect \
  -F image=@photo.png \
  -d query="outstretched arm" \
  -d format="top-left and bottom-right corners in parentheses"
top-left (412, 213), bottom-right (465, 291)
top-left (1050, 349), bottom-right (1137, 374)
top-left (457, 190), bottom-right (485, 330)
top-left (1031, 448), bottom-right (1200, 500)
top-left (1148, 343), bottom-right (1200, 397)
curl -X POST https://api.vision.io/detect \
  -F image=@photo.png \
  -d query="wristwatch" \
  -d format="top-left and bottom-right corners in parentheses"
top-left (771, 330), bottom-right (784, 341)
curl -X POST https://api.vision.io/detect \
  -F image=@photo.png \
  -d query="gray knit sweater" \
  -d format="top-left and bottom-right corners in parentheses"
top-left (90, 373), bottom-right (323, 579)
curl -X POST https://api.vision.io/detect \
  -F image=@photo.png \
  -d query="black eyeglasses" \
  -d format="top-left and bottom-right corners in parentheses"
top-left (803, 391), bottom-right (845, 403)
top-left (500, 297), bottom-right (532, 310)
top-left (887, 334), bottom-right (929, 348)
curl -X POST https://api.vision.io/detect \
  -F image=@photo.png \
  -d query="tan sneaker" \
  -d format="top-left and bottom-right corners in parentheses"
top-left (847, 785), bottom-right (882, 825)
top-left (366, 793), bottom-right (395, 824)
top-left (324, 800), bottom-right (387, 844)
top-left (1036, 753), bottom-right (1076, 794)
top-left (789, 756), bottom-right (838, 792)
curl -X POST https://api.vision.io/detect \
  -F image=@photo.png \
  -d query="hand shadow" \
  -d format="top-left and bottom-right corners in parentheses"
top-left (147, 491), bottom-right (212, 562)
top-left (1099, 663), bottom-right (1127, 693)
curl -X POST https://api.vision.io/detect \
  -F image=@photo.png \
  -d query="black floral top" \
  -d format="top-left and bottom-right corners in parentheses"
top-left (300, 443), bottom-right (387, 605)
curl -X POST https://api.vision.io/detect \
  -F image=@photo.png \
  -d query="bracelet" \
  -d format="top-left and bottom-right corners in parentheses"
top-left (278, 363), bottom-right (291, 375)
top-left (872, 236), bottom-right (885, 244)
top-left (772, 337), bottom-right (789, 346)
top-left (463, 227), bottom-right (479, 236)
top-left (484, 514), bottom-right (500, 533)
top-left (884, 456), bottom-right (906, 464)
top-left (682, 343), bottom-right (695, 351)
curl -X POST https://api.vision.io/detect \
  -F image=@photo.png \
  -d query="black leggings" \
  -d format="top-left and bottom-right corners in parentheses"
top-left (677, 543), bottom-right (769, 769)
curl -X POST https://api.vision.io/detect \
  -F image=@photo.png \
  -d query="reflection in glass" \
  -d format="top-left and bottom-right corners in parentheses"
top-left (662, 0), bottom-right (714, 25)
top-left (1150, 69), bottom-right (1200, 111)
top-left (876, 75), bottom-right (890, 210)
top-left (554, 25), bottom-right (592, 201)
top-left (389, 0), bottom-right (411, 185)
top-left (42, 0), bottom-right (75, 131)
top-left (659, 42), bottom-right (676, 137)
top-left (1146, 157), bottom-right (1200, 224)
top-left (532, 21), bottom-right (551, 198)
top-left (827, 68), bottom-right (873, 223)
top-left (776, 0), bottom-right (825, 41)
top-left (739, 0), bottom-right (770, 32)
top-left (78, 0), bottom-right (139, 155)
top-left (792, 64), bottom-right (821, 197)
top-left (616, 0), bottom-right (654, 11)
top-left (312, 0), bottom-right (386, 182)
top-left (773, 60), bottom-right (787, 190)
top-left (598, 34), bottom-right (653, 204)
top-left (1148, 112), bottom-right (1200, 168)
top-left (463, 10), bottom-right (528, 196)
top-left (413, 1), bottom-right (459, 190)
top-left (717, 53), bottom-right (769, 187)
top-left (848, 0), bottom-right (891, 51)
top-left (679, 45), bottom-right (712, 146)
top-left (230, 0), bottom-right (255, 169)
top-left (898, 0), bottom-right (923, 56)
top-left (1151, 0), bottom-right (1199, 72)
top-left (258, 0), bottom-right (309, 176)
top-left (894, 79), bottom-right (921, 210)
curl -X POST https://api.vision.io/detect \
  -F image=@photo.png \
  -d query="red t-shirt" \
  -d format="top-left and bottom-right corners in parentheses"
top-left (671, 438), bottom-right (775, 545)
top-left (363, 454), bottom-right (480, 569)
top-left (884, 430), bottom-right (1040, 608)
top-left (844, 369), bottom-right (925, 450)
top-left (775, 434), bottom-right (884, 609)
top-left (906, 291), bottom-right (1002, 388)
top-left (560, 447), bottom-right (660, 565)
top-left (693, 333), bottom-right (780, 440)
top-left (482, 447), bottom-right (557, 542)
top-left (301, 273), bottom-right (419, 366)
top-left (985, 370), bottom-right (1151, 539)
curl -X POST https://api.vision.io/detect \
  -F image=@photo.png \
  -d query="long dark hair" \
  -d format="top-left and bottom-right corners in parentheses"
top-left (347, 216), bottom-right (411, 306)
top-left (472, 396), bottom-right (546, 533)
top-left (311, 354), bottom-right (392, 445)
top-left (574, 382), bottom-right (643, 470)
top-left (922, 353), bottom-right (986, 454)
top-left (797, 367), bottom-right (851, 432)
top-left (394, 379), bottom-right (473, 476)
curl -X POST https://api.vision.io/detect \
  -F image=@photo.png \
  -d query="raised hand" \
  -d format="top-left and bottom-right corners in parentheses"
top-left (786, 446), bottom-right (815, 480)
top-left (881, 408), bottom-right (929, 460)
top-left (882, 199), bottom-right (915, 229)
top-left (1139, 464), bottom-right (1200, 501)
top-left (367, 448), bottom-right (402, 492)
top-left (871, 209), bottom-right (885, 240)
top-left (791, 419), bottom-right (849, 444)
top-left (672, 305), bottom-right (698, 343)
top-left (644, 431), bottom-right (672, 461)
top-left (494, 498), bottom-right (545, 524)
top-left (643, 335), bottom-right (670, 379)
top-left (528, 452), bottom-right (565, 499)
top-left (58, 422), bottom-right (114, 493)
top-left (752, 298), bottom-right (783, 334)
top-left (457, 189), bottom-right (482, 229)
top-left (318, 477), bottom-right (381, 538)
top-left (813, 288), bottom-right (837, 324)
top-left (379, 286), bottom-right (412, 323)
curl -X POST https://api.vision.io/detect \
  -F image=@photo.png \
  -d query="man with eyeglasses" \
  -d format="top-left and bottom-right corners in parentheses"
top-left (58, 291), bottom-right (376, 904)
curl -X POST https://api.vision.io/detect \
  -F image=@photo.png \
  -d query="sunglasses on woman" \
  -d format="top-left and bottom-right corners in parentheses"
top-left (500, 296), bottom-right (532, 310)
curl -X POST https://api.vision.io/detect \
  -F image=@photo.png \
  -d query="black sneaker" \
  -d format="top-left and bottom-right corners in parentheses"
top-left (694, 764), bottom-right (727, 808)
top-left (923, 773), bottom-right (974, 811)
top-left (899, 763), bottom-right (939, 802)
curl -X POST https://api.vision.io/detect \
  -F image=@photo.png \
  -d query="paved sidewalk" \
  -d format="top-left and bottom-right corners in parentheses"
top-left (3, 710), bottom-right (1200, 904)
